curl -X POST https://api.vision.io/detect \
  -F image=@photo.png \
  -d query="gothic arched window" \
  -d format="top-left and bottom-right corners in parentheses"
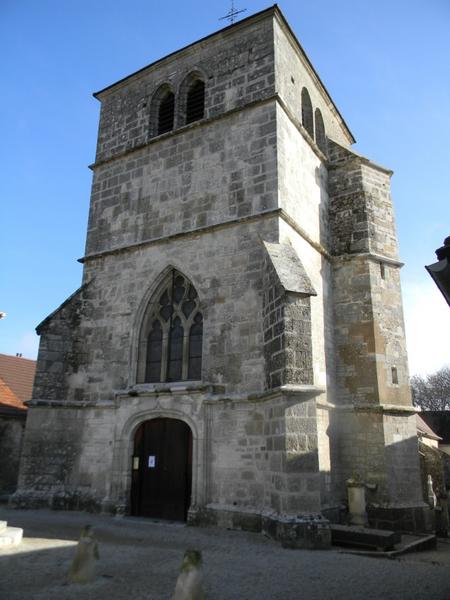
top-left (138, 270), bottom-right (203, 383)
top-left (150, 84), bottom-right (175, 138)
top-left (301, 87), bottom-right (314, 139)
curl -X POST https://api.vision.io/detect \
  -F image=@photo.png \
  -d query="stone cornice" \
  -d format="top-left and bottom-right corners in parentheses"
top-left (89, 92), bottom-right (329, 172)
top-left (79, 209), bottom-right (281, 263)
top-left (333, 252), bottom-right (404, 268)
top-left (317, 400), bottom-right (418, 415)
top-left (88, 94), bottom-right (279, 171)
top-left (93, 6), bottom-right (278, 100)
top-left (26, 384), bottom-right (326, 408)
top-left (79, 207), bottom-right (333, 265)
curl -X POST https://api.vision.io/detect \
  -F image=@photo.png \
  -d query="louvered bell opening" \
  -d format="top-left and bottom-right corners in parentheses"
top-left (158, 92), bottom-right (175, 135)
top-left (186, 80), bottom-right (205, 124)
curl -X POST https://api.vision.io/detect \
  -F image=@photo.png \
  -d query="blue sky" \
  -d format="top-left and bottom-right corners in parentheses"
top-left (1, 0), bottom-right (449, 375)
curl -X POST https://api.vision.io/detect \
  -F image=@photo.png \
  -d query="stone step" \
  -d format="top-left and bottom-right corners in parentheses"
top-left (331, 524), bottom-right (401, 551)
top-left (0, 520), bottom-right (7, 532)
top-left (0, 526), bottom-right (23, 547)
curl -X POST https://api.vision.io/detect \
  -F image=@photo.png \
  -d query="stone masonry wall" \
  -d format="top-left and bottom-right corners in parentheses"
top-left (17, 407), bottom-right (85, 504)
top-left (328, 140), bottom-right (409, 408)
top-left (86, 102), bottom-right (277, 256)
top-left (208, 394), bottom-right (321, 516)
top-left (328, 140), bottom-right (398, 260)
top-left (277, 106), bottom-right (329, 251)
top-left (276, 103), bottom-right (333, 396)
top-left (330, 409), bottom-right (388, 503)
top-left (0, 414), bottom-right (26, 495)
top-left (383, 413), bottom-right (423, 505)
top-left (327, 140), bottom-right (423, 513)
top-left (74, 218), bottom-right (278, 401)
top-left (34, 288), bottom-right (91, 402)
top-left (262, 258), bottom-right (314, 389)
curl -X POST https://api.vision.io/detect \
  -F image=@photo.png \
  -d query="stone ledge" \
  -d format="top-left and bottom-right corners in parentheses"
top-left (330, 524), bottom-right (401, 550)
top-left (367, 503), bottom-right (432, 533)
top-left (189, 505), bottom-right (331, 549)
top-left (332, 251), bottom-right (404, 268)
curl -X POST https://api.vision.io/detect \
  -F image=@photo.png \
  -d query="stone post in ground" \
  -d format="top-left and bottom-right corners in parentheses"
top-left (346, 477), bottom-right (368, 526)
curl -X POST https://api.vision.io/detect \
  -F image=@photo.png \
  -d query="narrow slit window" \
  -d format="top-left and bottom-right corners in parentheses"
top-left (186, 80), bottom-right (205, 124)
top-left (391, 367), bottom-right (398, 385)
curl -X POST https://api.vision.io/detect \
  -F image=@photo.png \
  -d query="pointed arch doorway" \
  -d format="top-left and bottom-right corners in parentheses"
top-left (130, 418), bottom-right (193, 521)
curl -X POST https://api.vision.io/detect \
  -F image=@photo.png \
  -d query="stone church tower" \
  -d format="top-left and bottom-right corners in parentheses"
top-left (15, 6), bottom-right (428, 543)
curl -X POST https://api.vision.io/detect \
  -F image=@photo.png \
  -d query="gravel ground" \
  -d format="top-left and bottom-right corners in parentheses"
top-left (0, 508), bottom-right (449, 600)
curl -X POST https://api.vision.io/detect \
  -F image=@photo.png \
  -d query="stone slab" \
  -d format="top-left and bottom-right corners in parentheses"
top-left (330, 524), bottom-right (400, 550)
top-left (0, 526), bottom-right (23, 547)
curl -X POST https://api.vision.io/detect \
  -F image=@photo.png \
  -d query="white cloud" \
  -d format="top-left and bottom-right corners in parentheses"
top-left (403, 279), bottom-right (450, 376)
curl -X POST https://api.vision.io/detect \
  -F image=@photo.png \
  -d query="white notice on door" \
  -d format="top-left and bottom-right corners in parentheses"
top-left (148, 455), bottom-right (156, 468)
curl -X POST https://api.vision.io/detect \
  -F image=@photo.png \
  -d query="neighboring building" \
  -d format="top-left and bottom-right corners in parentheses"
top-left (14, 6), bottom-right (428, 540)
top-left (0, 354), bottom-right (36, 497)
top-left (420, 411), bottom-right (450, 495)
top-left (416, 414), bottom-right (441, 450)
top-left (420, 412), bottom-right (450, 456)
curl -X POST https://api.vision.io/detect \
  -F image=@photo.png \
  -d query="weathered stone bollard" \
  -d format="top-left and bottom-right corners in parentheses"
top-left (172, 549), bottom-right (205, 600)
top-left (68, 525), bottom-right (99, 584)
top-left (347, 477), bottom-right (368, 526)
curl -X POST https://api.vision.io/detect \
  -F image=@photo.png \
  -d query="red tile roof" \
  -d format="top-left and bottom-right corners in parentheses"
top-left (0, 353), bottom-right (36, 407)
top-left (0, 377), bottom-right (27, 411)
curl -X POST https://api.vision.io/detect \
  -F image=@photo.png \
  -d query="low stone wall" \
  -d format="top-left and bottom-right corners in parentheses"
top-left (0, 411), bottom-right (26, 497)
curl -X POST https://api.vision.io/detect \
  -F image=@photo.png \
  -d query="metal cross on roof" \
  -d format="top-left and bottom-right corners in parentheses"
top-left (219, 1), bottom-right (247, 24)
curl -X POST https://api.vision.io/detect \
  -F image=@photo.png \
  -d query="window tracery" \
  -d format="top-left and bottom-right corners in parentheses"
top-left (138, 270), bottom-right (203, 383)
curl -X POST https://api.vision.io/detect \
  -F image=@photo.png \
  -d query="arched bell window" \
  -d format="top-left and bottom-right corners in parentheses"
top-left (137, 270), bottom-right (203, 383)
top-left (301, 87), bottom-right (314, 139)
top-left (150, 83), bottom-right (175, 138)
top-left (185, 79), bottom-right (205, 124)
top-left (157, 90), bottom-right (175, 135)
top-left (314, 108), bottom-right (327, 154)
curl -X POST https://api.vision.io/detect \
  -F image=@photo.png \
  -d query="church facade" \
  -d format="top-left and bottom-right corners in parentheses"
top-left (15, 6), bottom-right (428, 541)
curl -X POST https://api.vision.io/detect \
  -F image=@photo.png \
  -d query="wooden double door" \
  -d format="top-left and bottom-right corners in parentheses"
top-left (130, 418), bottom-right (193, 521)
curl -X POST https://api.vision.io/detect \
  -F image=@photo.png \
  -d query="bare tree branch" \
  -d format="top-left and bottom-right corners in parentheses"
top-left (411, 366), bottom-right (450, 411)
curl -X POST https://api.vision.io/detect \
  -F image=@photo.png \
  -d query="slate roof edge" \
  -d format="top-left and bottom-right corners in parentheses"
top-left (93, 4), bottom-right (279, 99)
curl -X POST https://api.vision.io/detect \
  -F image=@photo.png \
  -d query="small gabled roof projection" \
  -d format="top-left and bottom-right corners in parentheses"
top-left (263, 241), bottom-right (317, 296)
